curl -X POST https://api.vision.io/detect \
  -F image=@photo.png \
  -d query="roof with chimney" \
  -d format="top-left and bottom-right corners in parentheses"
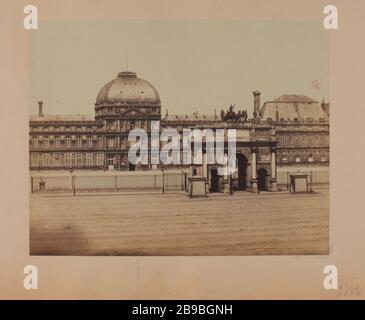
top-left (259, 95), bottom-right (329, 122)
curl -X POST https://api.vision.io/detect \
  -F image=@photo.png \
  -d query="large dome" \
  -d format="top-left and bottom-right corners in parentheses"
top-left (95, 71), bottom-right (161, 106)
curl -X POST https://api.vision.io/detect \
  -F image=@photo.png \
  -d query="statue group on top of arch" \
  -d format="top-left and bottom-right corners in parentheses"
top-left (221, 104), bottom-right (248, 122)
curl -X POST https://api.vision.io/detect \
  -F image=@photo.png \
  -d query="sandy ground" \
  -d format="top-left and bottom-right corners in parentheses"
top-left (30, 188), bottom-right (329, 256)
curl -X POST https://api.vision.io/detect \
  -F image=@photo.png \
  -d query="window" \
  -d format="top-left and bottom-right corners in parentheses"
top-left (66, 138), bottom-right (71, 148)
top-left (43, 154), bottom-right (49, 166)
top-left (55, 154), bottom-right (60, 166)
top-left (76, 137), bottom-right (81, 148)
top-left (108, 138), bottom-right (115, 148)
top-left (294, 136), bottom-right (300, 146)
top-left (76, 154), bottom-right (82, 166)
top-left (308, 153), bottom-right (314, 162)
top-left (302, 152), bottom-right (308, 162)
top-left (120, 137), bottom-right (126, 149)
top-left (87, 138), bottom-right (92, 147)
top-left (281, 135), bottom-right (287, 146)
top-left (55, 138), bottom-right (60, 148)
top-left (60, 154), bottom-right (64, 166)
top-left (302, 135), bottom-right (306, 145)
top-left (98, 138), bottom-right (103, 148)
top-left (30, 153), bottom-right (38, 166)
top-left (120, 121), bottom-right (126, 131)
top-left (33, 138), bottom-right (38, 148)
top-left (86, 154), bottom-right (93, 166)
top-left (49, 154), bottom-right (54, 166)
top-left (295, 153), bottom-right (301, 162)
top-left (321, 153), bottom-right (327, 162)
top-left (282, 152), bottom-right (287, 162)
top-left (65, 154), bottom-right (72, 166)
top-left (129, 121), bottom-right (135, 130)
top-left (97, 154), bottom-right (104, 165)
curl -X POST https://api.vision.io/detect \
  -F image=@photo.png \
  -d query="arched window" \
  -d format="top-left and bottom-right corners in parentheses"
top-left (282, 152), bottom-right (288, 162)
top-left (295, 152), bottom-right (301, 163)
top-left (302, 152), bottom-right (308, 162)
top-left (321, 152), bottom-right (327, 162)
top-left (76, 137), bottom-right (81, 148)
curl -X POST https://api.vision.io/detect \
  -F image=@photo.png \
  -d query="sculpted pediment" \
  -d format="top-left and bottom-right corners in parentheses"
top-left (119, 107), bottom-right (147, 117)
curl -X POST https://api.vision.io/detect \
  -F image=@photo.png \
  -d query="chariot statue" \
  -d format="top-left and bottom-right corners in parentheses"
top-left (220, 104), bottom-right (248, 122)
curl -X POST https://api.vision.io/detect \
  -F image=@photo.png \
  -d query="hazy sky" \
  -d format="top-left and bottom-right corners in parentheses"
top-left (30, 21), bottom-right (328, 116)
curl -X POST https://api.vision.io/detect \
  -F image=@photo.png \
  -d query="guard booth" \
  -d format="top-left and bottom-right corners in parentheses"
top-left (188, 176), bottom-right (207, 198)
top-left (289, 173), bottom-right (310, 193)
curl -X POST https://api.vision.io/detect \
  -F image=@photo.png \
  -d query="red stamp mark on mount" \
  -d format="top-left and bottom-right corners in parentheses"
top-left (311, 80), bottom-right (321, 89)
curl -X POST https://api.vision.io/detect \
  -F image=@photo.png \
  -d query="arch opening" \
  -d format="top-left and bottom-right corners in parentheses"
top-left (236, 153), bottom-right (248, 191)
top-left (210, 168), bottom-right (219, 192)
top-left (257, 168), bottom-right (269, 191)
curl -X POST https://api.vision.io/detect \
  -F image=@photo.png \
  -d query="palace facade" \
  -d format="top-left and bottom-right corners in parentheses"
top-left (29, 70), bottom-right (329, 191)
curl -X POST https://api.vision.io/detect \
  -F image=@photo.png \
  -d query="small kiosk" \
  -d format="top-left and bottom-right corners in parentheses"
top-left (289, 173), bottom-right (310, 193)
top-left (188, 176), bottom-right (207, 198)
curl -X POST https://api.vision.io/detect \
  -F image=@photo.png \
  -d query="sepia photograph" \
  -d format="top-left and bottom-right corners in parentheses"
top-left (29, 21), bottom-right (330, 256)
top-left (3, 0), bottom-right (365, 305)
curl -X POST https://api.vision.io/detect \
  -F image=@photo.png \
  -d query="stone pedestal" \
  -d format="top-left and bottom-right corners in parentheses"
top-left (188, 176), bottom-right (207, 198)
top-left (250, 179), bottom-right (258, 192)
top-left (222, 179), bottom-right (231, 194)
top-left (269, 178), bottom-right (278, 192)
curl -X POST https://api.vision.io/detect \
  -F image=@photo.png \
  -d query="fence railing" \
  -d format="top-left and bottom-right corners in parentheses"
top-left (277, 170), bottom-right (329, 188)
top-left (31, 169), bottom-right (328, 194)
top-left (31, 171), bottom-right (190, 194)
